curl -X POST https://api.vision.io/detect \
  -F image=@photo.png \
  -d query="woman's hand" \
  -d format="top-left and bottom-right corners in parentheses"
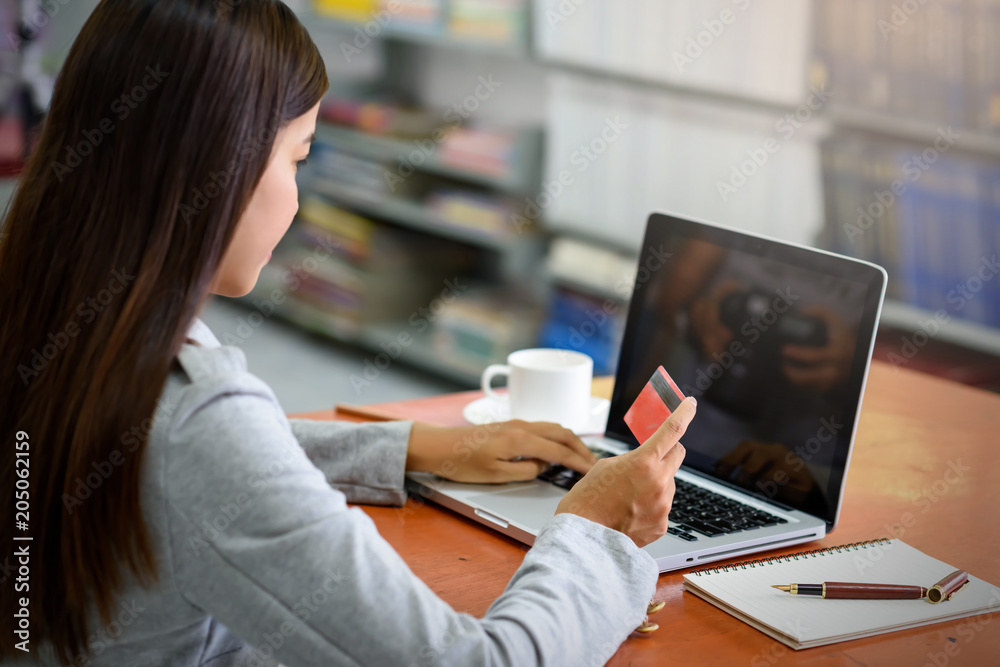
top-left (406, 420), bottom-right (599, 484)
top-left (555, 397), bottom-right (695, 547)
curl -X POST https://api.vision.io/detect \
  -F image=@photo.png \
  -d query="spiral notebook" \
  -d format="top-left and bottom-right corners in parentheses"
top-left (682, 539), bottom-right (1000, 649)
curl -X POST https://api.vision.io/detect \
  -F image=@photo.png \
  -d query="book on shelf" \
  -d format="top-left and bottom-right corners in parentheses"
top-left (309, 143), bottom-right (393, 200)
top-left (813, 0), bottom-right (1000, 135)
top-left (257, 197), bottom-right (476, 338)
top-left (297, 196), bottom-right (379, 262)
top-left (386, 0), bottom-right (444, 33)
top-left (314, 0), bottom-right (526, 46)
top-left (307, 130), bottom-right (530, 241)
top-left (448, 0), bottom-right (527, 44)
top-left (545, 236), bottom-right (637, 301)
top-left (316, 95), bottom-right (537, 190)
top-left (430, 287), bottom-right (543, 373)
top-left (533, 0), bottom-right (811, 106)
top-left (425, 189), bottom-right (517, 237)
top-left (820, 131), bottom-right (1000, 329)
top-left (319, 94), bottom-right (453, 139)
top-left (313, 0), bottom-right (376, 21)
top-left (437, 126), bottom-right (518, 179)
top-left (538, 287), bottom-right (625, 376)
top-left (542, 73), bottom-right (823, 251)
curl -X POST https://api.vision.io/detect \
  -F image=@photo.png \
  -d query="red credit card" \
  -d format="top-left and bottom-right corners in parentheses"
top-left (623, 365), bottom-right (687, 444)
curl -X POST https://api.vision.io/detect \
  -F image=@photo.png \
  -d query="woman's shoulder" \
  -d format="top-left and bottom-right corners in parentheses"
top-left (151, 338), bottom-right (285, 446)
top-left (175, 338), bottom-right (249, 382)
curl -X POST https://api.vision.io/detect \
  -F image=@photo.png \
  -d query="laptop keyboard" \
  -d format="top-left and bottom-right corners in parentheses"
top-left (668, 478), bottom-right (787, 541)
top-left (537, 456), bottom-right (788, 542)
top-left (535, 447), bottom-right (616, 489)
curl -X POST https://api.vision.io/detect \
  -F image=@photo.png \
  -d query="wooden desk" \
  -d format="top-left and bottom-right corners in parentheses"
top-left (292, 362), bottom-right (1000, 665)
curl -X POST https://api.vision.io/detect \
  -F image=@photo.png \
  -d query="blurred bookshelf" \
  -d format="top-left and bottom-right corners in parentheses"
top-left (829, 107), bottom-right (1000, 159)
top-left (313, 122), bottom-right (541, 193)
top-left (313, 0), bottom-right (531, 56)
top-left (232, 0), bottom-right (552, 386)
top-left (880, 301), bottom-right (1000, 358)
top-left (307, 175), bottom-right (527, 251)
top-left (239, 0), bottom-right (1000, 388)
top-left (8, 0), bottom-right (996, 390)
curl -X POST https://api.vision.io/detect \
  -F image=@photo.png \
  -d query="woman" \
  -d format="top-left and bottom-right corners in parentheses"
top-left (0, 1), bottom-right (693, 664)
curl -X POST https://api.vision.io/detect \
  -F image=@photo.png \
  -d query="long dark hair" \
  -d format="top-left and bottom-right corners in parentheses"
top-left (0, 0), bottom-right (327, 660)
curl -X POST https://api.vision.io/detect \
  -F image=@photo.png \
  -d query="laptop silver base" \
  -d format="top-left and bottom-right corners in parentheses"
top-left (405, 459), bottom-right (826, 573)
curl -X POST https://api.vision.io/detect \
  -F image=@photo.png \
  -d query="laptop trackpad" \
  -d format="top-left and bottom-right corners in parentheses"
top-left (467, 484), bottom-right (566, 529)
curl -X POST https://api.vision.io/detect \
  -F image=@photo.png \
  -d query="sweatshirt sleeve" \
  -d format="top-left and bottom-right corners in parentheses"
top-left (163, 372), bottom-right (658, 667)
top-left (288, 417), bottom-right (412, 506)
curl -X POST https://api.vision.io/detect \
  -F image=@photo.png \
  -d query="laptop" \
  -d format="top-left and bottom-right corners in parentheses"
top-left (406, 211), bottom-right (887, 572)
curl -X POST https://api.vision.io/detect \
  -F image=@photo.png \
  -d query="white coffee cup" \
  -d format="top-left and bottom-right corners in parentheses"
top-left (481, 348), bottom-right (594, 432)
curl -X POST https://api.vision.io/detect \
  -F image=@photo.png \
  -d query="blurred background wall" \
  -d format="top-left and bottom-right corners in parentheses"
top-left (4, 0), bottom-right (999, 411)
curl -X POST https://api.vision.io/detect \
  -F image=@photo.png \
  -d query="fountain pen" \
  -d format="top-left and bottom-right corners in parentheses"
top-left (771, 582), bottom-right (927, 599)
top-left (772, 570), bottom-right (969, 601)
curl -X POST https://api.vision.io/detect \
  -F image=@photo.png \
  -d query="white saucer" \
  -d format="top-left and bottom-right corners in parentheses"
top-left (462, 395), bottom-right (611, 435)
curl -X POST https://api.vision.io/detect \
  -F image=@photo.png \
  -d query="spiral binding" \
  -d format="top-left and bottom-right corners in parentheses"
top-left (690, 538), bottom-right (892, 576)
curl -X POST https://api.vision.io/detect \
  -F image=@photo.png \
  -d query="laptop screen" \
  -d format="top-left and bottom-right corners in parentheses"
top-left (606, 213), bottom-right (886, 528)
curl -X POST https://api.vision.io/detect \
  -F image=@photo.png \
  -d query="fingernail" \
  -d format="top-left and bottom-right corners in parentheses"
top-left (687, 396), bottom-right (697, 407)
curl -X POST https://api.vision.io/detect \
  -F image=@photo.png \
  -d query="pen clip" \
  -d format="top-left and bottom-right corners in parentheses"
top-left (927, 569), bottom-right (970, 603)
top-left (947, 579), bottom-right (971, 601)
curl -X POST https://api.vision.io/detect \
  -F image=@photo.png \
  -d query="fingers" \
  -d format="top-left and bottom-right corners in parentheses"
top-left (508, 431), bottom-right (596, 475)
top-left (492, 458), bottom-right (549, 482)
top-left (640, 396), bottom-right (697, 460)
top-left (521, 421), bottom-right (598, 464)
top-left (661, 438), bottom-right (686, 475)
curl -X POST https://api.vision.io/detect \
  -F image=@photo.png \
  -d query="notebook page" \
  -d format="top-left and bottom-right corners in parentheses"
top-left (683, 539), bottom-right (1000, 644)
